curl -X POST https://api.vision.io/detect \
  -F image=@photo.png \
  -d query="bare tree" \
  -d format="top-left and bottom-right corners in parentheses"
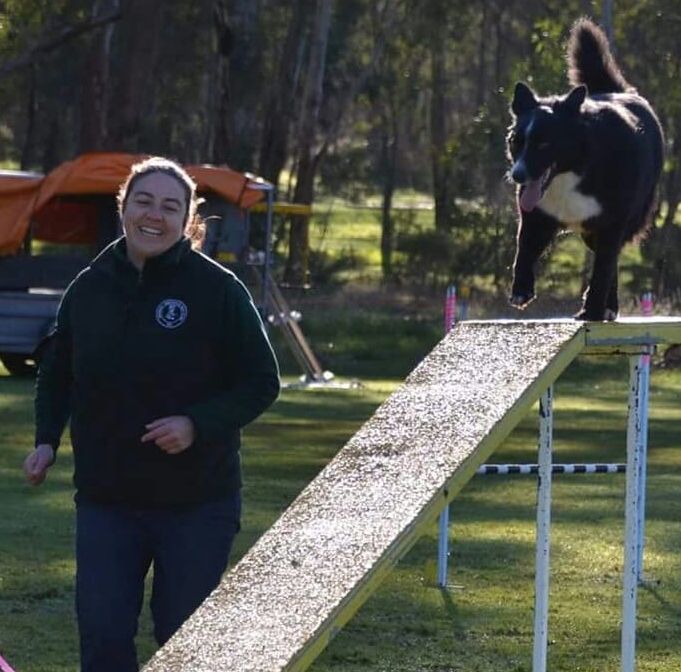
top-left (20, 65), bottom-right (37, 169)
top-left (257, 0), bottom-right (311, 186)
top-left (284, 0), bottom-right (333, 286)
top-left (80, 0), bottom-right (120, 152)
top-left (209, 0), bottom-right (233, 164)
top-left (108, 0), bottom-right (163, 151)
top-left (226, 0), bottom-right (262, 169)
top-left (429, 0), bottom-right (453, 231)
top-left (0, 7), bottom-right (121, 80)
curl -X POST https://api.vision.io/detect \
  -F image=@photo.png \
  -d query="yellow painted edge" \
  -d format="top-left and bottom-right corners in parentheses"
top-left (286, 327), bottom-right (586, 671)
top-left (250, 201), bottom-right (313, 216)
top-left (582, 345), bottom-right (655, 356)
top-left (585, 320), bottom-right (681, 349)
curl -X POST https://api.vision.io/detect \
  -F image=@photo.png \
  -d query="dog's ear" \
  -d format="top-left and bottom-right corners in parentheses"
top-left (511, 82), bottom-right (538, 115)
top-left (562, 85), bottom-right (587, 113)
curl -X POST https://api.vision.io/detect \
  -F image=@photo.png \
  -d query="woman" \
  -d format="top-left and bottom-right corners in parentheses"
top-left (23, 157), bottom-right (280, 672)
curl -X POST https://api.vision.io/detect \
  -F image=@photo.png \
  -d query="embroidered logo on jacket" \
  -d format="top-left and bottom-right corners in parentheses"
top-left (155, 299), bottom-right (188, 329)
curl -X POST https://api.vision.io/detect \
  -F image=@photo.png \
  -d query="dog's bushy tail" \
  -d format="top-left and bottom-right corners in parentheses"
top-left (567, 18), bottom-right (634, 94)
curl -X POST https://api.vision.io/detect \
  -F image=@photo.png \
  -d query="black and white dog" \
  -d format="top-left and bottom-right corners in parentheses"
top-left (507, 18), bottom-right (664, 321)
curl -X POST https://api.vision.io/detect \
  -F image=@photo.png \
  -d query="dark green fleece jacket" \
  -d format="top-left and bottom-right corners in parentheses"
top-left (35, 237), bottom-right (280, 508)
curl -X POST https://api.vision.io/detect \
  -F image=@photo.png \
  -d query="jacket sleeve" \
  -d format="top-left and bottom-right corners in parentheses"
top-left (34, 287), bottom-right (74, 454)
top-left (185, 277), bottom-right (280, 443)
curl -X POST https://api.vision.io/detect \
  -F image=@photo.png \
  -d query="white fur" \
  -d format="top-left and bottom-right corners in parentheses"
top-left (537, 171), bottom-right (602, 230)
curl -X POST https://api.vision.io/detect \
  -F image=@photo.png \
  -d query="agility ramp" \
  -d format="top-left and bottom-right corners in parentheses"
top-left (143, 318), bottom-right (681, 672)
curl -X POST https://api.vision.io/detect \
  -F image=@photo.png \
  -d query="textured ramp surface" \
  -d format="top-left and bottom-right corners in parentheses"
top-left (144, 320), bottom-right (585, 672)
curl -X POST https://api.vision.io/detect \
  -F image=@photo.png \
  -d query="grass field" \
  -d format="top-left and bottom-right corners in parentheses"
top-left (298, 201), bottom-right (648, 302)
top-left (1, 311), bottom-right (680, 671)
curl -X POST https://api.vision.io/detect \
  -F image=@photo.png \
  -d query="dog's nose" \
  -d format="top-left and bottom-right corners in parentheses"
top-left (511, 163), bottom-right (527, 184)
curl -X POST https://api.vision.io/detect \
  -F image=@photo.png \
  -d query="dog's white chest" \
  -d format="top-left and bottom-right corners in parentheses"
top-left (537, 172), bottom-right (602, 230)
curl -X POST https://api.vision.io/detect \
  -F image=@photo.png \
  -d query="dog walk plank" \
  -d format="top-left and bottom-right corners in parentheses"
top-left (143, 320), bottom-right (585, 672)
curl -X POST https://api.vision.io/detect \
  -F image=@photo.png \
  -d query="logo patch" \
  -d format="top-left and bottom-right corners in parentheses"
top-left (155, 299), bottom-right (188, 329)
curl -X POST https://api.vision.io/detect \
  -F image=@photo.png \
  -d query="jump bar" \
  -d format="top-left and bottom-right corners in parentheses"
top-left (477, 463), bottom-right (626, 475)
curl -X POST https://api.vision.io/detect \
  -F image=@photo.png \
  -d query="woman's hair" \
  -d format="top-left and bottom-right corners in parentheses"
top-left (117, 156), bottom-right (205, 248)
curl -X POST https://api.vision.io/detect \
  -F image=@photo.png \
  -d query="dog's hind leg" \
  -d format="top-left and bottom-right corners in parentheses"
top-left (604, 273), bottom-right (619, 320)
top-left (510, 210), bottom-right (559, 309)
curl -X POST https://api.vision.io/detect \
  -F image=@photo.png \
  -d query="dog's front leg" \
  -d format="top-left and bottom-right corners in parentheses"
top-left (577, 233), bottom-right (621, 321)
top-left (510, 210), bottom-right (559, 309)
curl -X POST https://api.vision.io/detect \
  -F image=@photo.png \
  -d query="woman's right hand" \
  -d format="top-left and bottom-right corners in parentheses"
top-left (23, 444), bottom-right (55, 486)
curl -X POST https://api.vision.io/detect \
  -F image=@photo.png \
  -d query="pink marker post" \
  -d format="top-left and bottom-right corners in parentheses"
top-left (641, 291), bottom-right (654, 317)
top-left (444, 285), bottom-right (457, 333)
top-left (0, 653), bottom-right (17, 672)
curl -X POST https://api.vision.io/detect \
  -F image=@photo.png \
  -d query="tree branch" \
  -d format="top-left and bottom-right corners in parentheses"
top-left (0, 9), bottom-right (122, 79)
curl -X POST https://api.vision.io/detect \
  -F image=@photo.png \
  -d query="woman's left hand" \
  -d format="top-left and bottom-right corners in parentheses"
top-left (141, 416), bottom-right (196, 454)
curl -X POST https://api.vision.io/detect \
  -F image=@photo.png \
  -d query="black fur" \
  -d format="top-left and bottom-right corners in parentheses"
top-left (507, 18), bottom-right (664, 321)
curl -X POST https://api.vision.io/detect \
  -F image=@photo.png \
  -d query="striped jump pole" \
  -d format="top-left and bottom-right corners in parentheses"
top-left (477, 463), bottom-right (625, 475)
top-left (436, 456), bottom-right (626, 591)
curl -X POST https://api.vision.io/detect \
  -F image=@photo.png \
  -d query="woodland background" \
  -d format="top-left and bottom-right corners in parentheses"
top-left (0, 0), bottom-right (680, 302)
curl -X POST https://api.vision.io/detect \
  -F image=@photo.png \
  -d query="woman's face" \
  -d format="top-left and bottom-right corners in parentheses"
top-left (122, 172), bottom-right (188, 268)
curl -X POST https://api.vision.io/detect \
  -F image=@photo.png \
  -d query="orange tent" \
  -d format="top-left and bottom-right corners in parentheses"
top-left (0, 153), bottom-right (266, 255)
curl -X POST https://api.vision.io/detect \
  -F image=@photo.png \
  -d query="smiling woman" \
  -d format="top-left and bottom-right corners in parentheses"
top-left (117, 157), bottom-right (205, 268)
top-left (22, 156), bottom-right (280, 672)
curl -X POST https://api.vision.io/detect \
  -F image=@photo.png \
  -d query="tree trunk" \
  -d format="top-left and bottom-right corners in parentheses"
top-left (379, 100), bottom-right (398, 280)
top-left (429, 2), bottom-right (452, 232)
top-left (284, 0), bottom-right (333, 286)
top-left (653, 153), bottom-right (681, 296)
top-left (226, 0), bottom-right (261, 169)
top-left (475, 2), bottom-right (488, 109)
top-left (209, 0), bottom-right (232, 164)
top-left (79, 0), bottom-right (119, 153)
top-left (20, 65), bottom-right (37, 170)
top-left (108, 0), bottom-right (162, 151)
top-left (42, 115), bottom-right (61, 173)
top-left (257, 0), bottom-right (310, 186)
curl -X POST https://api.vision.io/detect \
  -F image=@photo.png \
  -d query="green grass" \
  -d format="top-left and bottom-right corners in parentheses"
top-left (297, 201), bottom-right (650, 300)
top-left (1, 339), bottom-right (680, 671)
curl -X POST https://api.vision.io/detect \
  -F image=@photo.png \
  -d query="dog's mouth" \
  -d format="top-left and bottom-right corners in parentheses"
top-left (519, 165), bottom-right (556, 212)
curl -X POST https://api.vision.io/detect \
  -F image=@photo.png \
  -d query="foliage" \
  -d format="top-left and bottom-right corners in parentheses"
top-left (0, 1), bottom-right (680, 294)
top-left (395, 201), bottom-right (516, 289)
top-left (308, 247), bottom-right (363, 286)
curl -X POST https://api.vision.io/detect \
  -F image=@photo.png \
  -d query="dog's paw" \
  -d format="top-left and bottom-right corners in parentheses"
top-left (574, 308), bottom-right (617, 321)
top-left (509, 292), bottom-right (535, 309)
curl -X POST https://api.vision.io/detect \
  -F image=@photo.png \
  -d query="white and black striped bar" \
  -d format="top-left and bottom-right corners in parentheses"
top-left (476, 463), bottom-right (626, 475)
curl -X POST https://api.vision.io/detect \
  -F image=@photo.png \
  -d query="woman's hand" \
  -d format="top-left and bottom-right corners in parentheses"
top-left (24, 444), bottom-right (55, 486)
top-left (141, 416), bottom-right (196, 454)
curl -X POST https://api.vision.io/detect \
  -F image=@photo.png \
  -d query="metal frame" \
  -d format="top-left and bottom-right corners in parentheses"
top-left (436, 350), bottom-right (653, 672)
top-left (242, 176), bottom-right (276, 316)
top-left (141, 319), bottom-right (681, 672)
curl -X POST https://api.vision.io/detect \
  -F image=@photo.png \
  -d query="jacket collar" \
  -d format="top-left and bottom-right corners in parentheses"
top-left (90, 236), bottom-right (192, 284)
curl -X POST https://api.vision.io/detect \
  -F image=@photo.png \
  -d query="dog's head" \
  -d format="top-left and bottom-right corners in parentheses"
top-left (507, 82), bottom-right (586, 212)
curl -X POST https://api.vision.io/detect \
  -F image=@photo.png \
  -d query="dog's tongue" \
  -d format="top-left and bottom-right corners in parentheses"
top-left (520, 178), bottom-right (543, 212)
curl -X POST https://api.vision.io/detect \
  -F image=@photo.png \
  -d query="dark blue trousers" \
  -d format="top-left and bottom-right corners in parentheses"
top-left (75, 494), bottom-right (240, 672)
